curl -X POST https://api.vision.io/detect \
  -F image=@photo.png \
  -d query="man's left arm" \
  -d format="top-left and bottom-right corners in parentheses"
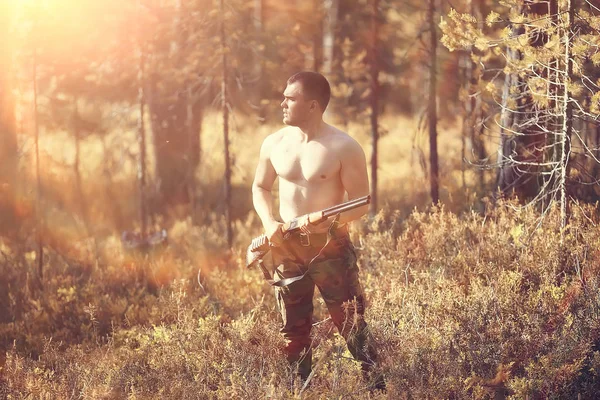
top-left (337, 137), bottom-right (370, 225)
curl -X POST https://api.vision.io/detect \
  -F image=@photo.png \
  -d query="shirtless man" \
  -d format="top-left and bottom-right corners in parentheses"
top-left (252, 71), bottom-right (384, 391)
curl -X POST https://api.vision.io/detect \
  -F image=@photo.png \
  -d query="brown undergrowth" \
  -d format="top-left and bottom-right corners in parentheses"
top-left (2, 201), bottom-right (600, 399)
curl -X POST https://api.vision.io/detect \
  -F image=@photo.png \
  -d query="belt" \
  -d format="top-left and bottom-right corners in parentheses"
top-left (285, 225), bottom-right (348, 247)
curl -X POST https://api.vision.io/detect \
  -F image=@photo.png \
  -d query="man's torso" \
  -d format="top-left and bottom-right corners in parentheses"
top-left (270, 126), bottom-right (347, 221)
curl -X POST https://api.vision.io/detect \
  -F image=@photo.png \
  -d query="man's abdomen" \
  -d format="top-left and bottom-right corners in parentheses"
top-left (278, 178), bottom-right (345, 221)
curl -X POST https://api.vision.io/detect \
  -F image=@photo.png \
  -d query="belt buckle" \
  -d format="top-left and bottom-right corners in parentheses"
top-left (299, 232), bottom-right (311, 247)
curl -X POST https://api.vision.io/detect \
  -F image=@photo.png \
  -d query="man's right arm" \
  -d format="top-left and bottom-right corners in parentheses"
top-left (252, 134), bottom-right (284, 245)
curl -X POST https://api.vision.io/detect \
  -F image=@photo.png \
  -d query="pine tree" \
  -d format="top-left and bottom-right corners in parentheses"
top-left (441, 0), bottom-right (600, 227)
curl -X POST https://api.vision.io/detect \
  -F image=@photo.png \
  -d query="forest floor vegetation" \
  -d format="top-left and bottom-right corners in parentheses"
top-left (2, 115), bottom-right (600, 398)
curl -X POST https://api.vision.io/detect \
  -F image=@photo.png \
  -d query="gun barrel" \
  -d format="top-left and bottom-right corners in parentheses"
top-left (322, 195), bottom-right (370, 217)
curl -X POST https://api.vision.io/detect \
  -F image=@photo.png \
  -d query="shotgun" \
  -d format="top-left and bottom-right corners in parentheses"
top-left (246, 195), bottom-right (371, 269)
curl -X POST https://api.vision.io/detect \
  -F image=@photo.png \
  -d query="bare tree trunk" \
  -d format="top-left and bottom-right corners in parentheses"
top-left (473, 107), bottom-right (486, 193)
top-left (73, 98), bottom-right (99, 260)
top-left (596, 122), bottom-right (600, 161)
top-left (428, 0), bottom-right (439, 204)
top-left (313, 0), bottom-right (323, 72)
top-left (461, 49), bottom-right (470, 191)
top-left (497, 2), bottom-right (560, 201)
top-left (73, 98), bottom-right (91, 236)
top-left (496, 8), bottom-right (537, 199)
top-left (462, 0), bottom-right (486, 196)
top-left (559, 0), bottom-right (574, 231)
top-left (0, 2), bottom-right (18, 233)
top-left (322, 0), bottom-right (339, 78)
top-left (186, 88), bottom-right (199, 224)
top-left (461, 126), bottom-right (466, 190)
top-left (73, 98), bottom-right (82, 213)
top-left (254, 0), bottom-right (267, 122)
top-left (580, 115), bottom-right (588, 149)
top-left (221, 0), bottom-right (233, 247)
top-left (147, 1), bottom-right (202, 209)
top-left (138, 47), bottom-right (148, 239)
top-left (496, 3), bottom-right (526, 197)
top-left (544, 0), bottom-right (560, 211)
top-left (101, 137), bottom-right (126, 232)
top-left (369, 0), bottom-right (379, 215)
top-left (472, 0), bottom-right (485, 194)
top-left (496, 43), bottom-right (517, 196)
top-left (33, 49), bottom-right (44, 282)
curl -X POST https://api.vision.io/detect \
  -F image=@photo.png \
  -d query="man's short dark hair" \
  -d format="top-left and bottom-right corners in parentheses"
top-left (287, 71), bottom-right (331, 112)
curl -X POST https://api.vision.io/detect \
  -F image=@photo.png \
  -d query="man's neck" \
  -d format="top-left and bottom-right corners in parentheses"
top-left (296, 118), bottom-right (326, 142)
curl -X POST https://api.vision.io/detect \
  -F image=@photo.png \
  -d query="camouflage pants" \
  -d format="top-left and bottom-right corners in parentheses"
top-left (271, 231), bottom-right (378, 380)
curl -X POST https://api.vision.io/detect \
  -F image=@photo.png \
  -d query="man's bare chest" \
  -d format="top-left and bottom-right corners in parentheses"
top-left (271, 140), bottom-right (340, 183)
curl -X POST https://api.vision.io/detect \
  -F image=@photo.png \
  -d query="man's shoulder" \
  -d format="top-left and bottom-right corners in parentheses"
top-left (327, 125), bottom-right (362, 151)
top-left (264, 126), bottom-right (294, 145)
top-left (260, 128), bottom-right (284, 153)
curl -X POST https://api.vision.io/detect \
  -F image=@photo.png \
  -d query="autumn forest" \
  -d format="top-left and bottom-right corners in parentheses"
top-left (1, 0), bottom-right (600, 398)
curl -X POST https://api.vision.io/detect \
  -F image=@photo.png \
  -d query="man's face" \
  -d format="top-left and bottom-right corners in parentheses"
top-left (280, 82), bottom-right (315, 126)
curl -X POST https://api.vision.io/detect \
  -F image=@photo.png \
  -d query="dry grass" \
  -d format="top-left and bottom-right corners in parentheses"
top-left (2, 113), bottom-right (599, 399)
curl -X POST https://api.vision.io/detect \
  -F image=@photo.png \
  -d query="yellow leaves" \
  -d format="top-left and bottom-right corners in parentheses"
top-left (446, 8), bottom-right (476, 24)
top-left (441, 8), bottom-right (489, 52)
top-left (485, 81), bottom-right (497, 95)
top-left (543, 35), bottom-right (560, 51)
top-left (486, 11), bottom-right (501, 27)
top-left (460, 12), bottom-right (477, 24)
top-left (571, 42), bottom-right (588, 58)
top-left (152, 325), bottom-right (171, 344)
top-left (591, 52), bottom-right (600, 67)
top-left (474, 37), bottom-right (489, 51)
top-left (499, 26), bottom-right (513, 41)
top-left (440, 35), bottom-right (458, 53)
top-left (569, 82), bottom-right (583, 98)
top-left (458, 87), bottom-right (469, 103)
top-left (527, 77), bottom-right (550, 108)
top-left (510, 14), bottom-right (526, 25)
top-left (33, 366), bottom-right (54, 379)
top-left (591, 91), bottom-right (600, 116)
top-left (57, 286), bottom-right (77, 303)
top-left (0, 241), bottom-right (12, 257)
top-left (590, 14), bottom-right (600, 31)
top-left (547, 284), bottom-right (566, 302)
top-left (510, 224), bottom-right (524, 243)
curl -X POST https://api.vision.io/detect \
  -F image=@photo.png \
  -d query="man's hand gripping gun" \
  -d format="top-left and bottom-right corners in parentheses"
top-left (245, 195), bottom-right (371, 272)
